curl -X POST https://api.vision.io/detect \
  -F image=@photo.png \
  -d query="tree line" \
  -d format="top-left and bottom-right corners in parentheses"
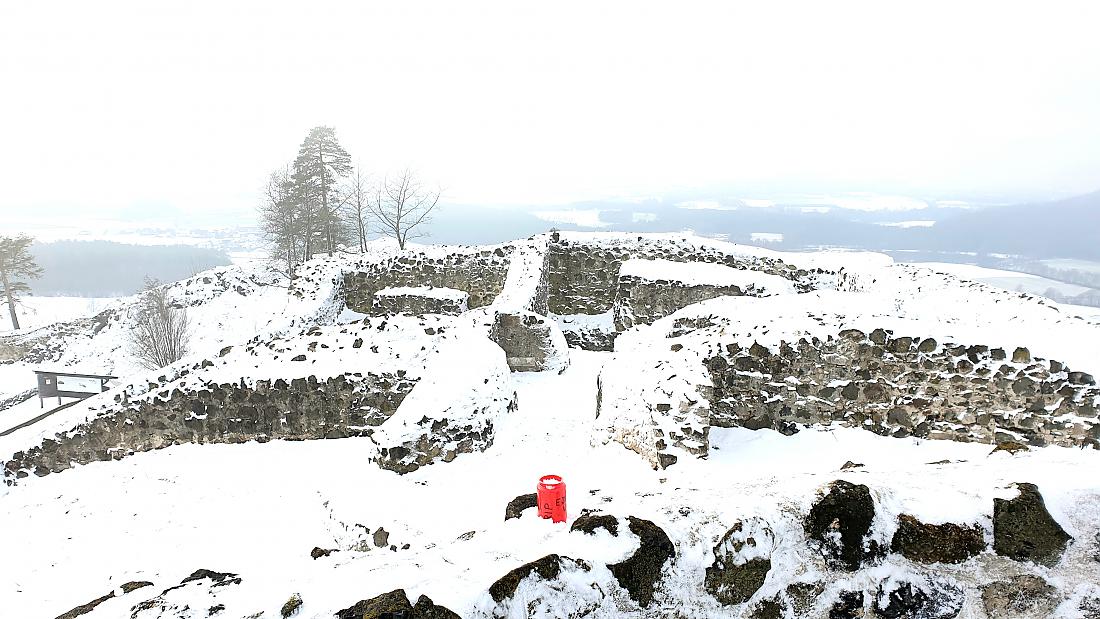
top-left (259, 126), bottom-right (439, 273)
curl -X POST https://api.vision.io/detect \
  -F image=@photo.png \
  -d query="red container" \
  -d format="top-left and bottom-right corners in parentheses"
top-left (537, 474), bottom-right (567, 523)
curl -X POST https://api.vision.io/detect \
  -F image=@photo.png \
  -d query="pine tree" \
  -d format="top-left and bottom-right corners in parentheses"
top-left (0, 235), bottom-right (43, 331)
top-left (292, 126), bottom-right (353, 257)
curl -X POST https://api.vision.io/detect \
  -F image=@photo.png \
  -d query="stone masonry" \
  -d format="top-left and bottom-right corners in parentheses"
top-left (705, 328), bottom-right (1099, 449)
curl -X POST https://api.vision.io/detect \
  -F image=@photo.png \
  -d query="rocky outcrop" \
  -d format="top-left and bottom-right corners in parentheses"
top-left (607, 517), bottom-right (676, 607)
top-left (981, 575), bottom-right (1059, 619)
top-left (131, 570), bottom-right (241, 618)
top-left (705, 518), bottom-right (774, 605)
top-left (993, 482), bottom-right (1072, 566)
top-left (805, 481), bottom-right (882, 571)
top-left (890, 515), bottom-right (986, 564)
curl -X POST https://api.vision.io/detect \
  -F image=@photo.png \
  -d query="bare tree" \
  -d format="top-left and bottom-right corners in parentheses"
top-left (127, 278), bottom-right (191, 370)
top-left (0, 234), bottom-right (42, 331)
top-left (258, 168), bottom-right (305, 274)
top-left (342, 167), bottom-right (370, 253)
top-left (368, 168), bottom-right (440, 250)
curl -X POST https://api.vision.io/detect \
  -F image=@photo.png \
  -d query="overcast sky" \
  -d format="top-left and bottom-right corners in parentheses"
top-left (2, 1), bottom-right (1099, 222)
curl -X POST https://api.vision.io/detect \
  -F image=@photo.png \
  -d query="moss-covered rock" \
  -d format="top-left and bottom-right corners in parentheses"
top-left (890, 514), bottom-right (985, 564)
top-left (993, 483), bottom-right (1072, 566)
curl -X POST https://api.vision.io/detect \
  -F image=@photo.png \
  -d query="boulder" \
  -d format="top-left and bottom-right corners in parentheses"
top-left (890, 514), bottom-right (985, 564)
top-left (504, 493), bottom-right (537, 521)
top-left (335, 589), bottom-right (458, 619)
top-left (705, 517), bottom-right (774, 605)
top-left (570, 512), bottom-right (619, 536)
top-left (488, 554), bottom-right (589, 603)
top-left (805, 480), bottom-right (881, 571)
top-left (873, 579), bottom-right (963, 619)
top-left (280, 593), bottom-right (302, 618)
top-left (830, 591), bottom-right (865, 619)
top-left (310, 547), bottom-right (337, 559)
top-left (1012, 347), bottom-right (1031, 363)
top-left (980, 575), bottom-right (1059, 619)
top-left (993, 483), bottom-right (1071, 566)
top-left (607, 516), bottom-right (676, 607)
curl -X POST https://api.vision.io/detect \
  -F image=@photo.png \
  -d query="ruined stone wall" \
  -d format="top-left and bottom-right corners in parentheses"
top-left (3, 372), bottom-right (417, 483)
top-left (705, 328), bottom-right (1099, 448)
top-left (613, 276), bottom-right (746, 330)
top-left (371, 290), bottom-right (469, 316)
top-left (343, 247), bottom-right (512, 314)
top-left (547, 237), bottom-right (816, 316)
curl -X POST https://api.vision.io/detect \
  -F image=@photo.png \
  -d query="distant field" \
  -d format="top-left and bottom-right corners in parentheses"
top-left (0, 296), bottom-right (121, 333)
top-left (1040, 258), bottom-right (1100, 274)
top-left (906, 262), bottom-right (1095, 297)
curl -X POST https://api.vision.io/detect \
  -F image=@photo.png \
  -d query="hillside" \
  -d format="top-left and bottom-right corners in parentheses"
top-left (1, 232), bottom-right (1098, 619)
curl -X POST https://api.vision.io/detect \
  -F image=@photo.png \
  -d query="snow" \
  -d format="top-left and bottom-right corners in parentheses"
top-left (0, 295), bottom-right (120, 333)
top-left (877, 220), bottom-right (936, 228)
top-left (1, 351), bottom-right (1097, 618)
top-left (676, 200), bottom-right (736, 211)
top-left (912, 262), bottom-right (1094, 297)
top-left (749, 232), bottom-right (783, 243)
top-left (619, 258), bottom-right (795, 293)
top-left (1, 232), bottom-right (1099, 617)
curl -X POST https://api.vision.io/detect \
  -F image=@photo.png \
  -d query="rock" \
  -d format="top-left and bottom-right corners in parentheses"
top-left (504, 493), bottom-right (537, 521)
top-left (411, 595), bottom-right (462, 619)
top-left (218, 345), bottom-right (233, 357)
top-left (873, 579), bottom-right (963, 619)
top-left (841, 461), bottom-right (864, 470)
top-left (1012, 347), bottom-right (1031, 363)
top-left (830, 591), bottom-right (865, 619)
top-left (373, 527), bottom-right (389, 548)
top-left (805, 480), bottom-right (881, 571)
top-left (570, 512), bottom-right (619, 536)
top-left (1081, 597), bottom-right (1100, 619)
top-left (488, 554), bottom-right (588, 603)
top-left (993, 483), bottom-right (1072, 566)
top-left (890, 514), bottom-right (985, 564)
top-left (290, 354), bottom-right (307, 362)
top-left (990, 441), bottom-right (1029, 455)
top-left (180, 569), bottom-right (241, 586)
top-left (120, 581), bottom-right (153, 594)
top-left (705, 517), bottom-right (774, 605)
top-left (917, 338), bottom-right (937, 353)
top-left (607, 516), bottom-right (676, 607)
top-left (310, 547), bottom-right (337, 559)
top-left (54, 592), bottom-right (117, 619)
top-left (749, 598), bottom-right (785, 619)
top-left (981, 575), bottom-right (1058, 619)
top-left (335, 589), bottom-right (412, 619)
top-left (787, 582), bottom-right (826, 616)
top-left (280, 593), bottom-right (302, 618)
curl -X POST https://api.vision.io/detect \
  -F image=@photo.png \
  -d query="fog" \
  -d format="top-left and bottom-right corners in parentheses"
top-left (2, 1), bottom-right (1100, 221)
top-left (1, 1), bottom-right (1099, 300)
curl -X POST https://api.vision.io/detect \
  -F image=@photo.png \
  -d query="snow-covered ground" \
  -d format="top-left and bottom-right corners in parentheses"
top-left (1, 233), bottom-right (1099, 618)
top-left (911, 262), bottom-right (1095, 298)
top-left (2, 351), bottom-right (1098, 618)
top-left (0, 295), bottom-right (121, 333)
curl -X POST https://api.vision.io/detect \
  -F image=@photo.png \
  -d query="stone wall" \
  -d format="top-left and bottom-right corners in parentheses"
top-left (3, 372), bottom-right (417, 483)
top-left (490, 312), bottom-right (564, 372)
top-left (546, 236), bottom-right (817, 316)
top-left (371, 288), bottom-right (469, 316)
top-left (612, 276), bottom-right (746, 330)
top-left (343, 247), bottom-right (512, 314)
top-left (705, 328), bottom-right (1099, 448)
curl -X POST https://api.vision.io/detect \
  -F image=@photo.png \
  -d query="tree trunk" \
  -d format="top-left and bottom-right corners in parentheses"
top-left (0, 268), bottom-right (19, 330)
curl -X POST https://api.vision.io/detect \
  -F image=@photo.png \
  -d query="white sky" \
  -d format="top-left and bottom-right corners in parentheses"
top-left (2, 0), bottom-right (1099, 221)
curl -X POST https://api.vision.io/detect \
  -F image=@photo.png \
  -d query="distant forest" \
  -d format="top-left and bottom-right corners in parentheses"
top-left (29, 241), bottom-right (231, 296)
